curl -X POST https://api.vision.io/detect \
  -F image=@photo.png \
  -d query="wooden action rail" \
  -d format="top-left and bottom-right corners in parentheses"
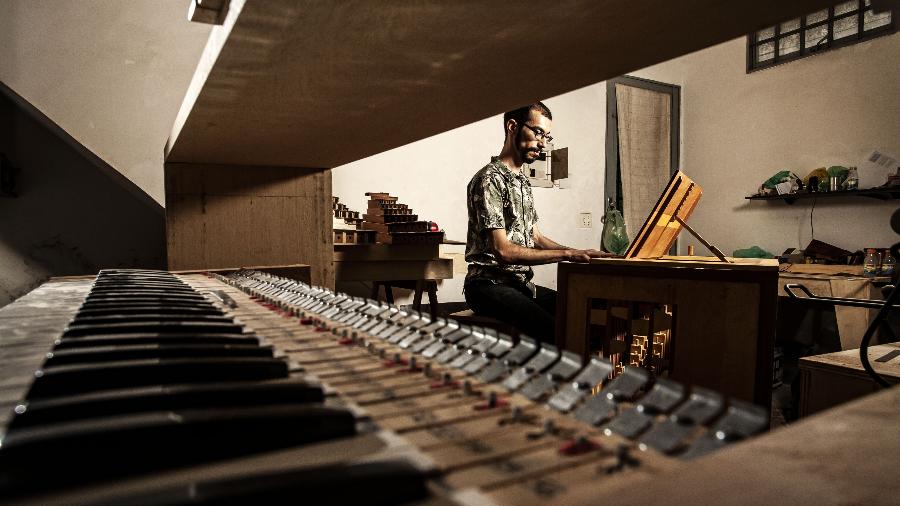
top-left (182, 270), bottom-right (770, 504)
top-left (624, 170), bottom-right (729, 263)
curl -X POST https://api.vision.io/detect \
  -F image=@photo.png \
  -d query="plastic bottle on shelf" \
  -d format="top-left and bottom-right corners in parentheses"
top-left (881, 249), bottom-right (896, 276)
top-left (863, 248), bottom-right (880, 277)
top-left (845, 167), bottom-right (859, 190)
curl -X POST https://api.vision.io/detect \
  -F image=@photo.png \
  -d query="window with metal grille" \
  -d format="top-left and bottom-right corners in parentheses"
top-left (747, 0), bottom-right (895, 72)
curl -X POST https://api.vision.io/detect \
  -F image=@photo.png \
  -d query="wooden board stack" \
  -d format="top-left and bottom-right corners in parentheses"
top-left (362, 192), bottom-right (444, 245)
top-left (332, 196), bottom-right (375, 244)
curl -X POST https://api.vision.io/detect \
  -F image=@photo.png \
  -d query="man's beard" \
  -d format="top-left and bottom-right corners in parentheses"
top-left (517, 130), bottom-right (541, 164)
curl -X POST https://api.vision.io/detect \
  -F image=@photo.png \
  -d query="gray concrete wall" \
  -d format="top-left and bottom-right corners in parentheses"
top-left (0, 87), bottom-right (165, 307)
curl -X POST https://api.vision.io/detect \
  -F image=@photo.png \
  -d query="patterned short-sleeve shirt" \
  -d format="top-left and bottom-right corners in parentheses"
top-left (465, 157), bottom-right (538, 288)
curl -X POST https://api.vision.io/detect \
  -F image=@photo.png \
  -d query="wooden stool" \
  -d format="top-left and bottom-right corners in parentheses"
top-left (448, 309), bottom-right (520, 339)
top-left (372, 280), bottom-right (438, 318)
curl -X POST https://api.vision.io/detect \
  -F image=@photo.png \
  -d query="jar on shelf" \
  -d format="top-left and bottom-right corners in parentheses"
top-left (881, 249), bottom-right (896, 276)
top-left (845, 167), bottom-right (859, 190)
top-left (863, 248), bottom-right (880, 277)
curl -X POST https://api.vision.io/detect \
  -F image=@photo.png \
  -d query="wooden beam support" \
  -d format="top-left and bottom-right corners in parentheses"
top-left (164, 163), bottom-right (333, 288)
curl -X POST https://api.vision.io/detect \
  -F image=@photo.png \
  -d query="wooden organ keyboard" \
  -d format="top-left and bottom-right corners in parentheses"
top-left (0, 269), bottom-right (770, 504)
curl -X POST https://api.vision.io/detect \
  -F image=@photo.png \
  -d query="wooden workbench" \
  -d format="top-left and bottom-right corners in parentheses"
top-left (777, 264), bottom-right (885, 350)
top-left (799, 341), bottom-right (900, 417)
top-left (556, 256), bottom-right (779, 406)
top-left (334, 244), bottom-right (453, 314)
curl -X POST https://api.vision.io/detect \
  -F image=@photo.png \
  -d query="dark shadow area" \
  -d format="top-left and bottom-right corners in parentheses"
top-left (0, 83), bottom-right (165, 307)
top-left (773, 292), bottom-right (900, 424)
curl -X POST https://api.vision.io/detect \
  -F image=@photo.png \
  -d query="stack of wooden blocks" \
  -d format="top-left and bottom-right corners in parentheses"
top-left (362, 192), bottom-right (444, 245)
top-left (332, 196), bottom-right (375, 244)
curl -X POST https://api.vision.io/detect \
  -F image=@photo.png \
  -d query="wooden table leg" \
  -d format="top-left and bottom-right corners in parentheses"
top-left (412, 280), bottom-right (425, 310)
top-left (426, 281), bottom-right (438, 319)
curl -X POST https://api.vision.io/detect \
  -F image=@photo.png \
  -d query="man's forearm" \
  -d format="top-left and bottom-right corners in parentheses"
top-left (494, 242), bottom-right (577, 266)
top-left (534, 234), bottom-right (572, 250)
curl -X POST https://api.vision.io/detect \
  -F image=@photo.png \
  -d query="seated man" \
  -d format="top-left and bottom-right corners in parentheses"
top-left (464, 102), bottom-right (608, 342)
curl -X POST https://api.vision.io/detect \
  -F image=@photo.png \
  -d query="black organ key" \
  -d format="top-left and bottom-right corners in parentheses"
top-left (502, 343), bottom-right (560, 392)
top-left (680, 399), bottom-right (769, 459)
top-left (604, 378), bottom-right (685, 439)
top-left (0, 405), bottom-right (357, 497)
top-left (27, 357), bottom-right (289, 399)
top-left (549, 357), bottom-right (614, 413)
top-left (638, 387), bottom-right (724, 454)
top-left (10, 378), bottom-right (324, 428)
top-left (519, 351), bottom-right (583, 401)
top-left (478, 335), bottom-right (539, 383)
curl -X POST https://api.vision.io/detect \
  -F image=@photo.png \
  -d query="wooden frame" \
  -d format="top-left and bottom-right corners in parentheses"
top-left (605, 75), bottom-right (681, 219)
top-left (624, 170), bottom-right (702, 259)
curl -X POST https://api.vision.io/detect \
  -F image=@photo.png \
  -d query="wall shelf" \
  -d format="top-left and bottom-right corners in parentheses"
top-left (745, 188), bottom-right (900, 205)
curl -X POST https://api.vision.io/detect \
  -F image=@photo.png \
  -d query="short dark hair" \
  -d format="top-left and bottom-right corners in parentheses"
top-left (503, 102), bottom-right (552, 137)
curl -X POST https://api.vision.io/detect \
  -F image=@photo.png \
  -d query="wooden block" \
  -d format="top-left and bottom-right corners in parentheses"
top-left (363, 221), bottom-right (434, 233)
top-left (376, 232), bottom-right (444, 245)
top-left (365, 193), bottom-right (397, 201)
top-left (368, 202), bottom-right (408, 210)
top-left (363, 213), bottom-right (418, 223)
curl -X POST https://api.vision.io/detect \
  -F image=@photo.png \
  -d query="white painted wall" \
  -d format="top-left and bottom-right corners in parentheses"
top-left (335, 32), bottom-right (900, 305)
top-left (0, 0), bottom-right (211, 204)
top-left (633, 34), bottom-right (900, 260)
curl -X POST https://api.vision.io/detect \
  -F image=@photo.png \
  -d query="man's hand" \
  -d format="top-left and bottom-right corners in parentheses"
top-left (564, 249), bottom-right (622, 263)
top-left (564, 250), bottom-right (592, 263)
top-left (584, 249), bottom-right (622, 259)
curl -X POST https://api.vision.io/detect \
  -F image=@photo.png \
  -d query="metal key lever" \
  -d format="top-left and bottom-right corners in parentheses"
top-left (462, 332), bottom-right (515, 375)
top-left (637, 387), bottom-right (723, 454)
top-left (604, 378), bottom-right (685, 439)
top-left (548, 357), bottom-right (614, 412)
top-left (502, 344), bottom-right (560, 392)
top-left (680, 399), bottom-right (769, 460)
top-left (520, 351), bottom-right (583, 401)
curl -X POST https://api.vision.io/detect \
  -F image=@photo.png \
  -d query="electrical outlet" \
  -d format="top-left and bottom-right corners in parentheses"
top-left (579, 212), bottom-right (592, 228)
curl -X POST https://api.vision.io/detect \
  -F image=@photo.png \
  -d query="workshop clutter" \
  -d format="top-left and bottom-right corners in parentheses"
top-left (332, 196), bottom-right (376, 244)
top-left (753, 163), bottom-right (899, 197)
top-left (362, 192), bottom-right (444, 245)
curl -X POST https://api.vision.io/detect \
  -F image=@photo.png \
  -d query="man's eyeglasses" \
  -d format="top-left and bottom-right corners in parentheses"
top-left (521, 123), bottom-right (553, 143)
